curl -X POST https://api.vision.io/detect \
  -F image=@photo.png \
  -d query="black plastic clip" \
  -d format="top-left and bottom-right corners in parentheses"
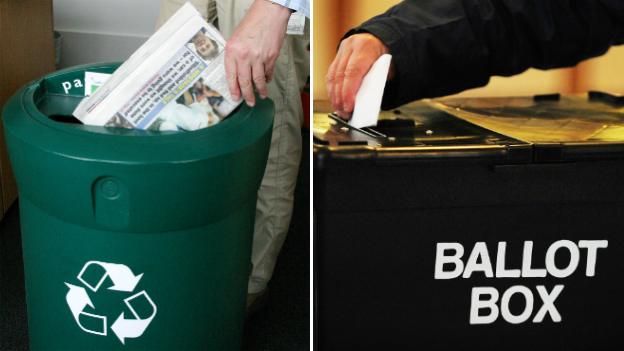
top-left (533, 93), bottom-right (560, 102)
top-left (588, 91), bottom-right (624, 106)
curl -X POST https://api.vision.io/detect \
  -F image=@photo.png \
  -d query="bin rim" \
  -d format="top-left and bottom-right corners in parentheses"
top-left (4, 62), bottom-right (274, 164)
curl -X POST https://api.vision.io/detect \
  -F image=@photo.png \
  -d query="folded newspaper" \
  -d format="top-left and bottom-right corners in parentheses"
top-left (73, 2), bottom-right (241, 132)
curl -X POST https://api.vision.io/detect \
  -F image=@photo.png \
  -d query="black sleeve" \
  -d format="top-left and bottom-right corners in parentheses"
top-left (347, 0), bottom-right (624, 109)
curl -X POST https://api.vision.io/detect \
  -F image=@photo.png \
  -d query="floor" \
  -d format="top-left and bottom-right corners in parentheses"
top-left (0, 130), bottom-right (310, 351)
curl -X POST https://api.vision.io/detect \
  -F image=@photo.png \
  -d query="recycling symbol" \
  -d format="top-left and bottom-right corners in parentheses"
top-left (65, 261), bottom-right (157, 345)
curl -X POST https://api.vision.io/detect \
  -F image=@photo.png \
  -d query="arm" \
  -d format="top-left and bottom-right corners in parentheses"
top-left (327, 0), bottom-right (624, 113)
top-left (225, 0), bottom-right (309, 107)
top-left (225, 0), bottom-right (292, 107)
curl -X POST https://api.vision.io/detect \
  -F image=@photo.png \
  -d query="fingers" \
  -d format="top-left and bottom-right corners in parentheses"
top-left (237, 58), bottom-right (256, 107)
top-left (327, 47), bottom-right (352, 116)
top-left (326, 54), bottom-right (339, 112)
top-left (226, 40), bottom-right (273, 106)
top-left (265, 61), bottom-right (275, 84)
top-left (225, 41), bottom-right (256, 106)
top-left (252, 60), bottom-right (268, 99)
top-left (333, 49), bottom-right (352, 115)
top-left (341, 59), bottom-right (367, 115)
top-left (224, 48), bottom-right (241, 102)
top-left (326, 33), bottom-right (391, 118)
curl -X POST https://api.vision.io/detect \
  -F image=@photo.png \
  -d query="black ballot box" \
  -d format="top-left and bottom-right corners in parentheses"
top-left (313, 93), bottom-right (624, 351)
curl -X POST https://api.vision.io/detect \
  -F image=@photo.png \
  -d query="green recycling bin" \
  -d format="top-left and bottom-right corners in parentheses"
top-left (2, 62), bottom-right (274, 350)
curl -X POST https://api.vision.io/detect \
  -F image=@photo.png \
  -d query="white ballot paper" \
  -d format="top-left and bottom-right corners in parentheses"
top-left (349, 54), bottom-right (392, 129)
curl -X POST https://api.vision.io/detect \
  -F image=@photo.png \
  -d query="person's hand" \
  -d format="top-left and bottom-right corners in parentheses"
top-left (326, 33), bottom-right (391, 118)
top-left (225, 0), bottom-right (292, 107)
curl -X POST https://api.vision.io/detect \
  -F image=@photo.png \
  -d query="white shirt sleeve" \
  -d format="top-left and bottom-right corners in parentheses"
top-left (270, 0), bottom-right (309, 18)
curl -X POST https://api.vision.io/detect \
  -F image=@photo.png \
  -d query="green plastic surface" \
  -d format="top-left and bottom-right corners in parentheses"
top-left (2, 62), bottom-right (274, 350)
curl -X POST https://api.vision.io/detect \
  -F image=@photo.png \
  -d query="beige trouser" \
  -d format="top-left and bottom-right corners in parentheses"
top-left (158, 0), bottom-right (308, 294)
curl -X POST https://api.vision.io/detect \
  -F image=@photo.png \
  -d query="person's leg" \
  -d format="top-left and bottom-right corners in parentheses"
top-left (158, 0), bottom-right (307, 298)
top-left (213, 0), bottom-right (306, 297)
top-left (248, 31), bottom-right (306, 295)
top-left (291, 19), bottom-right (311, 92)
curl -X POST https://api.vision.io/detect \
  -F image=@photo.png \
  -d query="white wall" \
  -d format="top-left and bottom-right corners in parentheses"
top-left (53, 0), bottom-right (162, 68)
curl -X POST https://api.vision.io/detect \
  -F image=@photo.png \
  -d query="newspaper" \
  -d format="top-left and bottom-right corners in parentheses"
top-left (73, 2), bottom-right (241, 132)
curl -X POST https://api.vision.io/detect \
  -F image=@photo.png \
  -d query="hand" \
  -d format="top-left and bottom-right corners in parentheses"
top-left (326, 33), bottom-right (391, 118)
top-left (225, 0), bottom-right (292, 107)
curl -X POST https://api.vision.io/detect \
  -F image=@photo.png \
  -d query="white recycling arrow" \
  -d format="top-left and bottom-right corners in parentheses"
top-left (110, 291), bottom-right (158, 345)
top-left (65, 261), bottom-right (157, 345)
top-left (78, 261), bottom-right (143, 292)
top-left (64, 283), bottom-right (107, 336)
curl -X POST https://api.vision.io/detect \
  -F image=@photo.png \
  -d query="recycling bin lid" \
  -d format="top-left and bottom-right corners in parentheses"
top-left (3, 62), bottom-right (274, 232)
top-left (313, 100), bottom-right (532, 164)
top-left (5, 62), bottom-right (273, 164)
top-left (436, 92), bottom-right (624, 162)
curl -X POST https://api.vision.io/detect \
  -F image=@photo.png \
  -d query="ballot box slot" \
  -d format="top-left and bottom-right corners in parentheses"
top-left (327, 113), bottom-right (387, 139)
top-left (315, 104), bottom-right (532, 164)
top-left (325, 110), bottom-right (522, 147)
